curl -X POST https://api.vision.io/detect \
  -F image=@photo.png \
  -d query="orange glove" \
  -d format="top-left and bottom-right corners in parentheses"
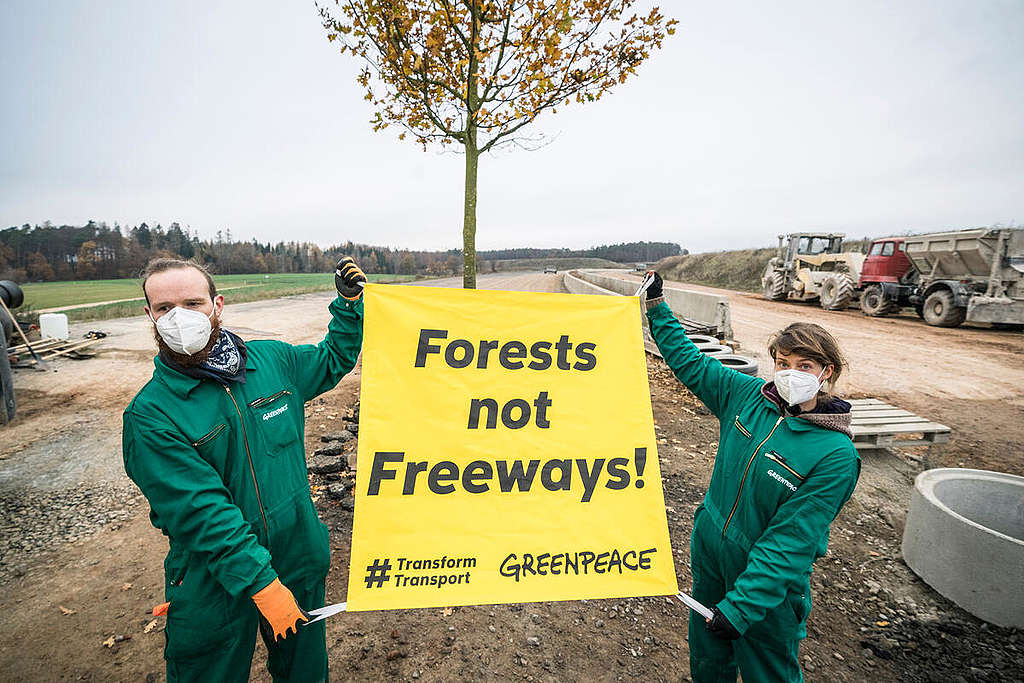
top-left (251, 578), bottom-right (310, 642)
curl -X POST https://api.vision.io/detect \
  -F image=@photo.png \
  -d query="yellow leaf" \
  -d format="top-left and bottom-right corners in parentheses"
top-left (59, 605), bottom-right (77, 615)
top-left (144, 619), bottom-right (159, 634)
top-left (102, 636), bottom-right (117, 648)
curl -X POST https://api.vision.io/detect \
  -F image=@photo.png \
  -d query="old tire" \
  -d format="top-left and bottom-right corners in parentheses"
top-left (714, 354), bottom-right (758, 376)
top-left (0, 333), bottom-right (13, 426)
top-left (819, 273), bottom-right (855, 310)
top-left (687, 334), bottom-right (718, 346)
top-left (922, 290), bottom-right (966, 328)
top-left (763, 272), bottom-right (786, 301)
top-left (860, 284), bottom-right (899, 317)
top-left (0, 280), bottom-right (24, 309)
top-left (0, 308), bottom-right (12, 346)
top-left (696, 343), bottom-right (732, 356)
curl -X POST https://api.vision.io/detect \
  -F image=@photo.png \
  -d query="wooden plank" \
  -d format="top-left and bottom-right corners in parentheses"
top-left (852, 415), bottom-right (940, 426)
top-left (850, 408), bottom-right (917, 418)
top-left (851, 422), bottom-right (950, 436)
top-left (847, 398), bottom-right (887, 405)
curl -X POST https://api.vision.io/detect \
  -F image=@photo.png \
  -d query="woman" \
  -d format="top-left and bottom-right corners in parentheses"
top-left (644, 273), bottom-right (860, 682)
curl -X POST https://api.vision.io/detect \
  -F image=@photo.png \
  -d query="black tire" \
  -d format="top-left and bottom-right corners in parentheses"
top-left (819, 273), bottom-right (855, 311)
top-left (0, 308), bottom-right (12, 346)
top-left (922, 289), bottom-right (966, 327)
top-left (0, 280), bottom-right (24, 309)
top-left (763, 272), bottom-right (786, 301)
top-left (860, 284), bottom-right (899, 317)
top-left (0, 333), bottom-right (14, 426)
top-left (697, 344), bottom-right (732, 356)
top-left (714, 354), bottom-right (759, 376)
top-left (687, 334), bottom-right (718, 346)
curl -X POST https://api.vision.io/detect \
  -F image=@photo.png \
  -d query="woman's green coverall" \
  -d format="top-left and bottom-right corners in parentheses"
top-left (647, 301), bottom-right (860, 682)
top-left (123, 296), bottom-right (363, 682)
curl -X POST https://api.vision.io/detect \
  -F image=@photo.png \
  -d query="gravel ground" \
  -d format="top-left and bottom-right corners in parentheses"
top-left (0, 483), bottom-right (141, 583)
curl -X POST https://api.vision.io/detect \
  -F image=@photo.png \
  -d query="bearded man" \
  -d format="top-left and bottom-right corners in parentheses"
top-left (122, 257), bottom-right (366, 682)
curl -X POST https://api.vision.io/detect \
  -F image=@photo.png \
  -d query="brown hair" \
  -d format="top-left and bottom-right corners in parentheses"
top-left (767, 322), bottom-right (847, 395)
top-left (141, 258), bottom-right (217, 305)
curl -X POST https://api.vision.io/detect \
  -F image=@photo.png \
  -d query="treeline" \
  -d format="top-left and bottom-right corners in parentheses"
top-left (0, 221), bottom-right (681, 283)
top-left (478, 241), bottom-right (682, 262)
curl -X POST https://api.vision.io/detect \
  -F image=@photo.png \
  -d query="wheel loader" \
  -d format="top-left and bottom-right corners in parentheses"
top-left (760, 232), bottom-right (865, 310)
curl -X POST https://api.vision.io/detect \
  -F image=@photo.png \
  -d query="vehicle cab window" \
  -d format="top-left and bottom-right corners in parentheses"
top-left (881, 242), bottom-right (895, 256)
top-left (869, 242), bottom-right (884, 256)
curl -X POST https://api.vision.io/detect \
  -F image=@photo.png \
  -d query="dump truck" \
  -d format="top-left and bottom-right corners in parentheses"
top-left (761, 232), bottom-right (866, 310)
top-left (904, 227), bottom-right (1024, 328)
top-left (856, 228), bottom-right (1024, 328)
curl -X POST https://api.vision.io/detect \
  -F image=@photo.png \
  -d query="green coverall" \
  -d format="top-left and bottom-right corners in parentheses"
top-left (647, 302), bottom-right (860, 682)
top-left (123, 296), bottom-right (363, 682)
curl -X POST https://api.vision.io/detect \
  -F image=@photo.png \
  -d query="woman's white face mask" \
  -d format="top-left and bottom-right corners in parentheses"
top-left (774, 367), bottom-right (827, 406)
top-left (150, 306), bottom-right (215, 355)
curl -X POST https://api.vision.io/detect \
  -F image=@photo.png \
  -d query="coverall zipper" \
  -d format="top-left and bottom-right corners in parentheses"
top-left (225, 386), bottom-right (270, 538)
top-left (723, 415), bottom-right (785, 535)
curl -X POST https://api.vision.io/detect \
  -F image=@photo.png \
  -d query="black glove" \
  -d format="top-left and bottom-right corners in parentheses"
top-left (705, 607), bottom-right (741, 640)
top-left (645, 271), bottom-right (664, 301)
top-left (335, 257), bottom-right (367, 300)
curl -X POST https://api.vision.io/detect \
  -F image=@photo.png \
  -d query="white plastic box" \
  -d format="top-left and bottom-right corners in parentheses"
top-left (39, 313), bottom-right (69, 340)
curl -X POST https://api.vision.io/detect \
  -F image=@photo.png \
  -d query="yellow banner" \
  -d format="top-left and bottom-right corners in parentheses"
top-left (346, 284), bottom-right (676, 611)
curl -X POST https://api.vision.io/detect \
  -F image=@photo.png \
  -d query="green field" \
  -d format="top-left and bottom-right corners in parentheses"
top-left (18, 272), bottom-right (417, 323)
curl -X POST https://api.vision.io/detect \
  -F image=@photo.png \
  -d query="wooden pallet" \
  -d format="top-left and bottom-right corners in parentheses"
top-left (849, 398), bottom-right (951, 451)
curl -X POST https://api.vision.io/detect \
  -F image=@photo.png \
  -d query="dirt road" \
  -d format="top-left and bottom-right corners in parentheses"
top-left (0, 272), bottom-right (1020, 682)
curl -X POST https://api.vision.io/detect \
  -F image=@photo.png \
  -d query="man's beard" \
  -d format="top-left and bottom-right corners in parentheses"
top-left (153, 315), bottom-right (222, 368)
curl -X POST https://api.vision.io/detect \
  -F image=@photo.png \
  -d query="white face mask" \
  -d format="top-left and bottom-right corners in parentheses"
top-left (774, 367), bottom-right (827, 406)
top-left (150, 306), bottom-right (215, 355)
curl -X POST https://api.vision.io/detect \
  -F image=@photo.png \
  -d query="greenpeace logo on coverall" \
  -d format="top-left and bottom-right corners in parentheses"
top-left (766, 469), bottom-right (798, 491)
top-left (262, 404), bottom-right (289, 421)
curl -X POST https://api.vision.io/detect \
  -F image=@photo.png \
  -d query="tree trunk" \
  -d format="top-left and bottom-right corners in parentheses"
top-left (462, 2), bottom-right (481, 290)
top-left (462, 133), bottom-right (478, 289)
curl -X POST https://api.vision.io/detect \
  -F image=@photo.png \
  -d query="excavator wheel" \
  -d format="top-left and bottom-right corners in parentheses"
top-left (763, 272), bottom-right (787, 301)
top-left (819, 273), bottom-right (855, 311)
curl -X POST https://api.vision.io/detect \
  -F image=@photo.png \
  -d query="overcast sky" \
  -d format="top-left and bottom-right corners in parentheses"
top-left (1, 1), bottom-right (1021, 253)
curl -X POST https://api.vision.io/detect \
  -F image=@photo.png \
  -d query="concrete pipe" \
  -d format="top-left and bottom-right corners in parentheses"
top-left (902, 468), bottom-right (1024, 627)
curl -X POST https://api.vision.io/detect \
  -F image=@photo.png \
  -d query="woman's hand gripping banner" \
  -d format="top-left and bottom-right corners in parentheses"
top-left (346, 283), bottom-right (677, 611)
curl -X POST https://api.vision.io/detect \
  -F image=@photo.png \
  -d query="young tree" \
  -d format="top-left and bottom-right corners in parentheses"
top-left (319, 1), bottom-right (676, 288)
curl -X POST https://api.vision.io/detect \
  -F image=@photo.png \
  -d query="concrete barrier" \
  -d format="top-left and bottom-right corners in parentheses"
top-left (902, 468), bottom-right (1024, 627)
top-left (575, 270), bottom-right (733, 339)
top-left (562, 271), bottom-right (619, 297)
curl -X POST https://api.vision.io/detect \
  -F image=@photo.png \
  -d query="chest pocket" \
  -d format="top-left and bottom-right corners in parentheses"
top-left (190, 422), bottom-right (231, 465)
top-left (733, 416), bottom-right (752, 439)
top-left (249, 390), bottom-right (299, 457)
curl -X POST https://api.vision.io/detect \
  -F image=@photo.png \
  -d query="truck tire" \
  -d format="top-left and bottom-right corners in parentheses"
top-left (860, 284), bottom-right (899, 317)
top-left (763, 272), bottom-right (786, 301)
top-left (922, 290), bottom-right (966, 327)
top-left (0, 280), bottom-right (24, 309)
top-left (819, 273), bottom-right (855, 310)
top-left (0, 308), bottom-right (12, 345)
top-left (0, 333), bottom-right (13, 426)
top-left (713, 354), bottom-right (759, 376)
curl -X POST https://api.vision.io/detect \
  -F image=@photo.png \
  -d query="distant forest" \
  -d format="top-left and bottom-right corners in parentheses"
top-left (0, 221), bottom-right (682, 282)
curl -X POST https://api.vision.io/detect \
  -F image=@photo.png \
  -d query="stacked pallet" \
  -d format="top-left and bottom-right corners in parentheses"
top-left (849, 398), bottom-right (951, 451)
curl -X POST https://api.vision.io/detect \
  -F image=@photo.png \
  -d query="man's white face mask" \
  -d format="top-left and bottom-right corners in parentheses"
top-left (774, 367), bottom-right (827, 406)
top-left (150, 306), bottom-right (215, 355)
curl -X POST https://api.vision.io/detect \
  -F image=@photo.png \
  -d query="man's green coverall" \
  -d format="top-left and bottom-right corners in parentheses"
top-left (647, 302), bottom-right (860, 682)
top-left (123, 296), bottom-right (363, 682)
